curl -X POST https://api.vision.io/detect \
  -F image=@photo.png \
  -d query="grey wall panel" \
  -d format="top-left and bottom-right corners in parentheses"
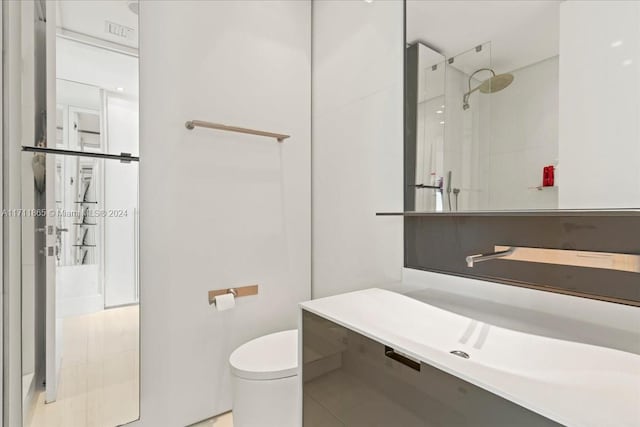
top-left (405, 214), bottom-right (640, 305)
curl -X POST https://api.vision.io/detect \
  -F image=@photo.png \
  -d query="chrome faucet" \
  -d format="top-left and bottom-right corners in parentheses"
top-left (466, 247), bottom-right (515, 267)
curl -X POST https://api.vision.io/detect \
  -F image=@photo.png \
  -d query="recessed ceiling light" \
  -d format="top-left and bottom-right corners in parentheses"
top-left (611, 40), bottom-right (623, 48)
top-left (441, 105), bottom-right (445, 108)
top-left (364, 0), bottom-right (373, 3)
top-left (116, 87), bottom-right (124, 92)
top-left (622, 59), bottom-right (633, 66)
top-left (436, 110), bottom-right (443, 114)
top-left (439, 121), bottom-right (445, 125)
top-left (127, 0), bottom-right (139, 15)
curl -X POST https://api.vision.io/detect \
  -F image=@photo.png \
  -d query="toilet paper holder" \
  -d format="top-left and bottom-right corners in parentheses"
top-left (208, 284), bottom-right (259, 305)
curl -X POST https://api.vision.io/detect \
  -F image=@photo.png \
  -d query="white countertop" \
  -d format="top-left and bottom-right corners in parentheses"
top-left (300, 288), bottom-right (640, 427)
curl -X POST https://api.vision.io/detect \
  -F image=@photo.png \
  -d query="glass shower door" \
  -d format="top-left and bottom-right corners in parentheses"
top-left (24, 150), bottom-right (140, 425)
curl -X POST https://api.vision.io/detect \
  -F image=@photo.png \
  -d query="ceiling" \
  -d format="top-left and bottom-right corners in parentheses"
top-left (407, 0), bottom-right (561, 74)
top-left (56, 0), bottom-right (139, 50)
top-left (55, 1), bottom-right (139, 97)
top-left (57, 36), bottom-right (139, 97)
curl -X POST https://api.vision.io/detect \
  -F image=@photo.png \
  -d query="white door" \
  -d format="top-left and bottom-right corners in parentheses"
top-left (44, 149), bottom-right (60, 403)
top-left (44, 0), bottom-right (59, 403)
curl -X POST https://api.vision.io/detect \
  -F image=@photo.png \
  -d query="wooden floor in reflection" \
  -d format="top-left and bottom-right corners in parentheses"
top-left (27, 305), bottom-right (139, 427)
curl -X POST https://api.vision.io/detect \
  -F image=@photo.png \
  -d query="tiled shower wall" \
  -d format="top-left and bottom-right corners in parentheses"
top-left (404, 213), bottom-right (640, 305)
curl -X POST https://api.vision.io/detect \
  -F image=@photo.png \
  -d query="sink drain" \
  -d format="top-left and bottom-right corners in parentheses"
top-left (450, 350), bottom-right (470, 359)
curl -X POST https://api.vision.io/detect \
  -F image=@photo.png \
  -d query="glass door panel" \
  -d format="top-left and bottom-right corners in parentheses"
top-left (22, 151), bottom-right (139, 427)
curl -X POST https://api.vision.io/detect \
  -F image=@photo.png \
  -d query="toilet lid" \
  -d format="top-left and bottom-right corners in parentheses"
top-left (229, 329), bottom-right (298, 380)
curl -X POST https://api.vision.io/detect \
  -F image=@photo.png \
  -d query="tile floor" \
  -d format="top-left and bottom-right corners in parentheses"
top-left (28, 305), bottom-right (139, 427)
top-left (26, 305), bottom-right (234, 427)
top-left (191, 412), bottom-right (234, 427)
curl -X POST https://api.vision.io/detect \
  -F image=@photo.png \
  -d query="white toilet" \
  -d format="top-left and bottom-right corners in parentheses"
top-left (229, 329), bottom-right (300, 427)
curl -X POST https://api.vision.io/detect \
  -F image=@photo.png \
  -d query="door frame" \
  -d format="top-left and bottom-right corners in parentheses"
top-left (3, 1), bottom-right (26, 425)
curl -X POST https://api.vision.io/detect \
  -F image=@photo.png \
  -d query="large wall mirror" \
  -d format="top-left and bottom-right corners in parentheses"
top-left (405, 1), bottom-right (640, 212)
top-left (18, 1), bottom-right (140, 426)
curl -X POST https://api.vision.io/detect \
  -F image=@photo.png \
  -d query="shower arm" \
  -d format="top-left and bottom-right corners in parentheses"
top-left (463, 68), bottom-right (496, 101)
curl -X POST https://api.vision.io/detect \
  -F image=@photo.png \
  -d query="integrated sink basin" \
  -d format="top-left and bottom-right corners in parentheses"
top-left (300, 288), bottom-right (640, 427)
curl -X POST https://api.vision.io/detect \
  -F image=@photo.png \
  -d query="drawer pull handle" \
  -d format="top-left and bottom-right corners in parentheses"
top-left (384, 346), bottom-right (421, 371)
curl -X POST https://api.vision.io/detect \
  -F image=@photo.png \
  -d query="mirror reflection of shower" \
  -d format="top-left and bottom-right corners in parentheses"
top-left (406, 2), bottom-right (566, 213)
top-left (409, 42), bottom-right (518, 212)
top-left (442, 43), bottom-right (496, 212)
top-left (462, 68), bottom-right (514, 110)
top-left (408, 42), bottom-right (447, 212)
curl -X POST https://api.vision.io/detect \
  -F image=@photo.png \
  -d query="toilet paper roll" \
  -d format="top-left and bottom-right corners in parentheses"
top-left (215, 293), bottom-right (235, 311)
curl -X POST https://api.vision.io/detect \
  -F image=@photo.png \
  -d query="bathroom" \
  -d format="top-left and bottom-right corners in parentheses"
top-left (1, 0), bottom-right (638, 426)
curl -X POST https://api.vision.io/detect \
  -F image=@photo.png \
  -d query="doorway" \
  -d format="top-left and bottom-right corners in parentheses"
top-left (3, 1), bottom-right (141, 425)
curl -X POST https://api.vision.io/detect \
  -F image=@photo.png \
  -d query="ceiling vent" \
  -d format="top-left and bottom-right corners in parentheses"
top-left (104, 21), bottom-right (135, 40)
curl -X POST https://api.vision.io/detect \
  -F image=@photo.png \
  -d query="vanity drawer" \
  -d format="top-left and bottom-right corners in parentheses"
top-left (302, 310), bottom-right (561, 427)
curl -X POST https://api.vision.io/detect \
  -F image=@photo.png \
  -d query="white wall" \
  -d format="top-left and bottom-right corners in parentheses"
top-left (57, 36), bottom-right (138, 101)
top-left (56, 78), bottom-right (101, 110)
top-left (138, 1), bottom-right (310, 425)
top-left (559, 1), bottom-right (640, 209)
top-left (488, 56), bottom-right (559, 210)
top-left (0, 2), bottom-right (4, 420)
top-left (312, 0), bottom-right (404, 298)
top-left (104, 95), bottom-right (138, 307)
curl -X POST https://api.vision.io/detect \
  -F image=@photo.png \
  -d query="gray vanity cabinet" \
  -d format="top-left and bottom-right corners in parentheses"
top-left (302, 310), bottom-right (561, 427)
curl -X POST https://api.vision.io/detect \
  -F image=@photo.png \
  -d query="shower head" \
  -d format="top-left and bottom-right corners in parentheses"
top-left (478, 73), bottom-right (514, 93)
top-left (462, 68), bottom-right (514, 110)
